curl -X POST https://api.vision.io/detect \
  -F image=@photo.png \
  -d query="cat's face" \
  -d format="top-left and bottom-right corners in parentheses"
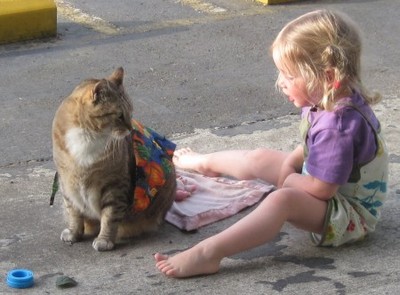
top-left (78, 68), bottom-right (133, 139)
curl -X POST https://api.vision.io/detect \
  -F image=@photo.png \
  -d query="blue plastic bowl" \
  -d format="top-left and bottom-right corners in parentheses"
top-left (6, 269), bottom-right (34, 289)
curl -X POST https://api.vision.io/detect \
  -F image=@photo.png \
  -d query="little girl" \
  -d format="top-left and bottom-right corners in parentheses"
top-left (154, 9), bottom-right (389, 278)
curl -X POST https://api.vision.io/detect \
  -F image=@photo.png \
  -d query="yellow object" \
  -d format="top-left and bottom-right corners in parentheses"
top-left (0, 0), bottom-right (57, 44)
top-left (256, 0), bottom-right (300, 4)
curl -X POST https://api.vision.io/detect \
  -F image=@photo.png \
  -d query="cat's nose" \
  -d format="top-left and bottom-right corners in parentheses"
top-left (126, 120), bottom-right (134, 132)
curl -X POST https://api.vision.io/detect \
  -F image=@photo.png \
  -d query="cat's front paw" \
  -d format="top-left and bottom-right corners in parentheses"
top-left (92, 237), bottom-right (115, 251)
top-left (60, 228), bottom-right (81, 244)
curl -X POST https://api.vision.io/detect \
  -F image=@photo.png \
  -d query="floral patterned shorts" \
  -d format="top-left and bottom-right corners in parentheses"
top-left (310, 193), bottom-right (369, 247)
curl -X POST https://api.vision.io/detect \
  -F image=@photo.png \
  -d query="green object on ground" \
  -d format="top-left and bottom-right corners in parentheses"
top-left (56, 276), bottom-right (78, 289)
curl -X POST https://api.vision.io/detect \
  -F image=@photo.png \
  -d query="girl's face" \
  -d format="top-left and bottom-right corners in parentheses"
top-left (275, 69), bottom-right (312, 108)
top-left (273, 55), bottom-right (317, 108)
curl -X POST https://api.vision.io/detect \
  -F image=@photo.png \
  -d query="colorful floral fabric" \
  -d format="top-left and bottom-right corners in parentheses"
top-left (130, 120), bottom-right (176, 213)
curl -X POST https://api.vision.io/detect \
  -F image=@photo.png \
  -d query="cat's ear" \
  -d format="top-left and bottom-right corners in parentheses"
top-left (109, 67), bottom-right (124, 87)
top-left (92, 80), bottom-right (106, 105)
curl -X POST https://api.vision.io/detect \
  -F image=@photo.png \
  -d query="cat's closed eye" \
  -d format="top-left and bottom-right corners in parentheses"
top-left (117, 113), bottom-right (124, 121)
top-left (95, 113), bottom-right (114, 118)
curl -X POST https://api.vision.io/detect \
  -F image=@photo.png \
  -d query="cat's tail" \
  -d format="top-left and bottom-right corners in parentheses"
top-left (84, 219), bottom-right (100, 237)
top-left (117, 215), bottom-right (162, 239)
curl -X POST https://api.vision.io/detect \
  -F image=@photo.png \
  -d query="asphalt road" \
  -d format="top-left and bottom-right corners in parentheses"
top-left (1, 0), bottom-right (399, 167)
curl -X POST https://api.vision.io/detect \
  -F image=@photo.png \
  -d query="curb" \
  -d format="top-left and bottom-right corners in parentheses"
top-left (256, 0), bottom-right (300, 4)
top-left (0, 0), bottom-right (57, 45)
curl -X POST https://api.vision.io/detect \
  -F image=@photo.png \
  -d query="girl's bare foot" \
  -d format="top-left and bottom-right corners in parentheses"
top-left (173, 148), bottom-right (220, 177)
top-left (173, 148), bottom-right (202, 171)
top-left (154, 241), bottom-right (221, 278)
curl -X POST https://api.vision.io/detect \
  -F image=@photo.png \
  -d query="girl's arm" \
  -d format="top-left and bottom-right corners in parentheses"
top-left (283, 173), bottom-right (339, 201)
top-left (277, 145), bottom-right (304, 188)
top-left (277, 144), bottom-right (339, 200)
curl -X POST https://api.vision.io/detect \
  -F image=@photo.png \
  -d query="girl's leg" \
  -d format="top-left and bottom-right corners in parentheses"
top-left (173, 148), bottom-right (289, 186)
top-left (155, 188), bottom-right (328, 278)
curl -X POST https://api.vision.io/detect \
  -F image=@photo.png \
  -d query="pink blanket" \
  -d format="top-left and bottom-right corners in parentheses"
top-left (165, 169), bottom-right (275, 231)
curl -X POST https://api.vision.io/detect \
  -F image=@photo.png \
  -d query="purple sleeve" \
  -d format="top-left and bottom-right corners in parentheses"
top-left (306, 128), bottom-right (355, 184)
top-left (305, 102), bottom-right (379, 185)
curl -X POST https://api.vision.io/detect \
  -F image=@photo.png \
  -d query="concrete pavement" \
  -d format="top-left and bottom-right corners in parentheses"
top-left (1, 100), bottom-right (399, 294)
top-left (1, 0), bottom-right (399, 294)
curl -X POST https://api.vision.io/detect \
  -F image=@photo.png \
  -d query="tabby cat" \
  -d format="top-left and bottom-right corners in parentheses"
top-left (52, 67), bottom-right (176, 251)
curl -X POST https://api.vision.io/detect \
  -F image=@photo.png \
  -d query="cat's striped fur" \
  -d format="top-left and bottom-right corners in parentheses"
top-left (52, 67), bottom-right (176, 251)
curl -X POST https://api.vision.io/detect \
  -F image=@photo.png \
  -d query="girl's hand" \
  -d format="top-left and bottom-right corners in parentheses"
top-left (277, 165), bottom-right (296, 188)
top-left (175, 176), bottom-right (197, 202)
top-left (277, 145), bottom-right (304, 188)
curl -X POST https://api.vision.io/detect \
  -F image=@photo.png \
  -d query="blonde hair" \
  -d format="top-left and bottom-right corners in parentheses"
top-left (271, 9), bottom-right (381, 110)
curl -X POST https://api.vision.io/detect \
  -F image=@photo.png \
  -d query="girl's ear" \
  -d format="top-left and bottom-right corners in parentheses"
top-left (325, 68), bottom-right (344, 92)
top-left (325, 68), bottom-right (338, 89)
top-left (325, 68), bottom-right (335, 84)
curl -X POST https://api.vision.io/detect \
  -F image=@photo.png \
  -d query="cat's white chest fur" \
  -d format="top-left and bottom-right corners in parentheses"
top-left (65, 127), bottom-right (108, 166)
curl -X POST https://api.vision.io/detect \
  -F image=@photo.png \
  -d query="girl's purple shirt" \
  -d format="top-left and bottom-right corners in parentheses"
top-left (303, 92), bottom-right (380, 185)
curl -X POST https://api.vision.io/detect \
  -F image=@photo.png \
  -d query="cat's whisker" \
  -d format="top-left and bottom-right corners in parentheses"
top-left (107, 137), bottom-right (125, 163)
top-left (112, 139), bottom-right (121, 162)
top-left (106, 138), bottom-right (118, 162)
